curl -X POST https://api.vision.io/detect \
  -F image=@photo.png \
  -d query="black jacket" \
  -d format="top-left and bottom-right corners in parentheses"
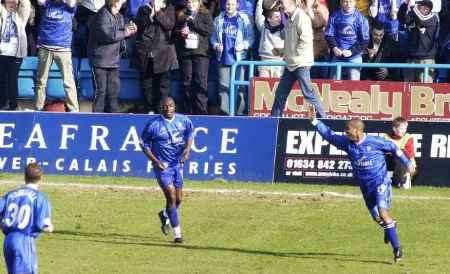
top-left (362, 35), bottom-right (401, 80)
top-left (174, 7), bottom-right (214, 58)
top-left (398, 3), bottom-right (439, 59)
top-left (134, 4), bottom-right (178, 73)
top-left (88, 7), bottom-right (127, 68)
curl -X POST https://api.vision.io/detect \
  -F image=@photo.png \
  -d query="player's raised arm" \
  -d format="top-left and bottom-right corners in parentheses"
top-left (307, 106), bottom-right (348, 150)
top-left (380, 138), bottom-right (415, 175)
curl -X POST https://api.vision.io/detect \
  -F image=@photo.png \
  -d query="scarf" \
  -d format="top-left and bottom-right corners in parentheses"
top-left (264, 20), bottom-right (284, 34)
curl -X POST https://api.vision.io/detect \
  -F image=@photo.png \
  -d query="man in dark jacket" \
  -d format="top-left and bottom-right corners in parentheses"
top-left (398, 0), bottom-right (439, 83)
top-left (88, 0), bottom-right (137, 113)
top-left (134, 0), bottom-right (178, 114)
top-left (362, 20), bottom-right (401, 81)
top-left (174, 0), bottom-right (213, 114)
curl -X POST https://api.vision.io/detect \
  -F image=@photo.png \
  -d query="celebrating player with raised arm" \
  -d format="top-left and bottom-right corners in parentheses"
top-left (141, 96), bottom-right (194, 243)
top-left (308, 107), bottom-right (415, 262)
top-left (0, 163), bottom-right (54, 274)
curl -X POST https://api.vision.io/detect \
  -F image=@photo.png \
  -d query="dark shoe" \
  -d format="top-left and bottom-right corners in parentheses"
top-left (174, 237), bottom-right (183, 244)
top-left (158, 211), bottom-right (170, 236)
top-left (393, 247), bottom-right (403, 263)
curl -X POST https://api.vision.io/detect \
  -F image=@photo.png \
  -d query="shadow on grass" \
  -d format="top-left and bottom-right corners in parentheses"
top-left (52, 229), bottom-right (392, 265)
top-left (53, 230), bottom-right (163, 242)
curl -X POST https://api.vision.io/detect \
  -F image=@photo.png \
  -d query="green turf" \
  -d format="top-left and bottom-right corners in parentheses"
top-left (0, 176), bottom-right (449, 273)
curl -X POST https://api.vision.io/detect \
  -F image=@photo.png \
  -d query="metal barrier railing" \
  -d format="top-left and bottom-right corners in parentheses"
top-left (229, 60), bottom-right (450, 116)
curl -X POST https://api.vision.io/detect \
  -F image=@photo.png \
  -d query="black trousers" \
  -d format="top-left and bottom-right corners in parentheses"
top-left (141, 58), bottom-right (170, 113)
top-left (181, 55), bottom-right (209, 114)
top-left (92, 67), bottom-right (120, 113)
top-left (0, 56), bottom-right (22, 110)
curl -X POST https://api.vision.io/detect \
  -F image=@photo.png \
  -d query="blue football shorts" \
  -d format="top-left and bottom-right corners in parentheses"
top-left (361, 178), bottom-right (392, 219)
top-left (4, 233), bottom-right (37, 274)
top-left (154, 164), bottom-right (184, 189)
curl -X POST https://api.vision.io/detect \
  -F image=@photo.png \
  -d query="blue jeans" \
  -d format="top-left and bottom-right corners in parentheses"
top-left (270, 67), bottom-right (326, 118)
top-left (330, 55), bottom-right (362, 80)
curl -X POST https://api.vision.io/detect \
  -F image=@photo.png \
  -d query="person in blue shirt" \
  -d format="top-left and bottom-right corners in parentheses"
top-left (325, 0), bottom-right (370, 80)
top-left (210, 0), bottom-right (254, 115)
top-left (0, 163), bottom-right (54, 274)
top-left (308, 107), bottom-right (415, 262)
top-left (141, 96), bottom-right (194, 243)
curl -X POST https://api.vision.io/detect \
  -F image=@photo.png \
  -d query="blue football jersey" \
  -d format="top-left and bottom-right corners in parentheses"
top-left (141, 114), bottom-right (194, 167)
top-left (314, 120), bottom-right (411, 192)
top-left (0, 185), bottom-right (52, 238)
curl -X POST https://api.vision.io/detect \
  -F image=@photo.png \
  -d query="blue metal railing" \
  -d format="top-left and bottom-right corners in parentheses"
top-left (229, 60), bottom-right (450, 116)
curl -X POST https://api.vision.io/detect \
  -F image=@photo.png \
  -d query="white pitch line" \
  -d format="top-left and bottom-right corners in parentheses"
top-left (0, 180), bottom-right (449, 201)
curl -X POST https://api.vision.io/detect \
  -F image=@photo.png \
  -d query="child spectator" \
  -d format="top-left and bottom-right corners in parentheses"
top-left (383, 116), bottom-right (417, 189)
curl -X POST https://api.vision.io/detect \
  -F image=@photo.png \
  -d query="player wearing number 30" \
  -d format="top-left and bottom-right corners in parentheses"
top-left (0, 163), bottom-right (54, 274)
top-left (308, 108), bottom-right (414, 263)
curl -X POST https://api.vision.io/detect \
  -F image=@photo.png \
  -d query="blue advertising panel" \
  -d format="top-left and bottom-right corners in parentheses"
top-left (0, 112), bottom-right (277, 182)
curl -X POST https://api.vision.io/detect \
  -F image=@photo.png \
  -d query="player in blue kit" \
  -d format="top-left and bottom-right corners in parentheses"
top-left (141, 96), bottom-right (194, 243)
top-left (308, 108), bottom-right (415, 262)
top-left (0, 163), bottom-right (54, 274)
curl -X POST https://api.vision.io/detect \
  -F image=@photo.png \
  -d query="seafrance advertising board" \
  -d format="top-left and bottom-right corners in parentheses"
top-left (0, 112), bottom-right (277, 182)
top-left (1, 112), bottom-right (449, 186)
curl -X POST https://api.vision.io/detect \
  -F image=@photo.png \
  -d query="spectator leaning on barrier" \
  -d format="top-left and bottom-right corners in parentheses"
top-left (325, 0), bottom-right (370, 80)
top-left (174, 0), bottom-right (213, 115)
top-left (134, 0), bottom-right (178, 114)
top-left (88, 0), bottom-right (137, 113)
top-left (398, 0), bottom-right (439, 83)
top-left (210, 0), bottom-right (254, 115)
top-left (369, 0), bottom-right (400, 40)
top-left (383, 116), bottom-right (417, 189)
top-left (0, 0), bottom-right (31, 111)
top-left (34, 0), bottom-right (79, 112)
top-left (361, 20), bottom-right (401, 80)
top-left (270, 0), bottom-right (326, 118)
top-left (255, 0), bottom-right (285, 78)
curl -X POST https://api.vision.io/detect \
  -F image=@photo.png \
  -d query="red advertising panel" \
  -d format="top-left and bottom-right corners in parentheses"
top-left (250, 78), bottom-right (450, 121)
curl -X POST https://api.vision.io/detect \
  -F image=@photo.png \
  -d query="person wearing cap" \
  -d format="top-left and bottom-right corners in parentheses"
top-left (398, 0), bottom-right (439, 83)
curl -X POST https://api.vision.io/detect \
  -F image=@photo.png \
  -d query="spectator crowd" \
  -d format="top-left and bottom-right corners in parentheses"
top-left (0, 0), bottom-right (449, 114)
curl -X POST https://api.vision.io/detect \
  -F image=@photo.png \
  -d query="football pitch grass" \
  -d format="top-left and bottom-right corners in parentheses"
top-left (0, 174), bottom-right (450, 274)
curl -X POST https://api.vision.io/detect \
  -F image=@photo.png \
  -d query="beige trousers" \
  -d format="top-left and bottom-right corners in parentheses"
top-left (34, 48), bottom-right (79, 111)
